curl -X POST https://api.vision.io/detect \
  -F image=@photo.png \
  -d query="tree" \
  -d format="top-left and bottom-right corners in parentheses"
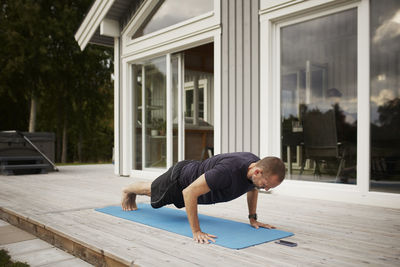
top-left (0, 0), bottom-right (50, 132)
top-left (0, 0), bottom-right (114, 163)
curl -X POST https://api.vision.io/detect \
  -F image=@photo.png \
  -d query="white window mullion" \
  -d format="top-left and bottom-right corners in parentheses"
top-left (132, 65), bottom-right (137, 170)
top-left (142, 65), bottom-right (146, 168)
top-left (357, 0), bottom-right (370, 194)
top-left (166, 53), bottom-right (173, 168)
top-left (274, 24), bottom-right (282, 158)
top-left (178, 53), bottom-right (185, 161)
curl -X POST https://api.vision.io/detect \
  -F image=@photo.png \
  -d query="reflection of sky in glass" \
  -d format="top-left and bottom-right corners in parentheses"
top-left (282, 94), bottom-right (357, 124)
top-left (370, 0), bottom-right (400, 187)
top-left (136, 0), bottom-right (213, 37)
top-left (370, 1), bottom-right (400, 126)
top-left (146, 56), bottom-right (166, 76)
top-left (280, 9), bottom-right (357, 125)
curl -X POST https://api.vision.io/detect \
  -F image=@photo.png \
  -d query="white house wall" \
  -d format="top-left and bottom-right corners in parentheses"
top-left (220, 0), bottom-right (260, 155)
top-left (103, 0), bottom-right (400, 208)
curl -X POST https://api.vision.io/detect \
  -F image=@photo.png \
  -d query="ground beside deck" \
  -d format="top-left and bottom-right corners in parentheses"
top-left (0, 164), bottom-right (399, 266)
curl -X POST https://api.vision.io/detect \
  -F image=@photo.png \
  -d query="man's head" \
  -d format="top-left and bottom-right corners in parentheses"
top-left (249, 157), bottom-right (286, 191)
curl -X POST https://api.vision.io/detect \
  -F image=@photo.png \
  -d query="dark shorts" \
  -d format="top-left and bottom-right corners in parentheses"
top-left (150, 161), bottom-right (191, 209)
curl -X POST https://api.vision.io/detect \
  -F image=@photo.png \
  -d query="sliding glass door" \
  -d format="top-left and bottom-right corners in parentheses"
top-left (133, 43), bottom-right (214, 171)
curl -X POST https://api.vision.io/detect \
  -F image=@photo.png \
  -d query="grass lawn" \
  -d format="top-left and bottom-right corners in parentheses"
top-left (0, 249), bottom-right (29, 267)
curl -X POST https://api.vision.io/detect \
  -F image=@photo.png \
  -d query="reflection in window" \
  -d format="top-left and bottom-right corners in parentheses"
top-left (173, 43), bottom-right (214, 163)
top-left (185, 81), bottom-right (206, 120)
top-left (280, 9), bottom-right (357, 184)
top-left (132, 57), bottom-right (167, 169)
top-left (370, 0), bottom-right (400, 193)
top-left (133, 65), bottom-right (143, 170)
top-left (133, 0), bottom-right (214, 39)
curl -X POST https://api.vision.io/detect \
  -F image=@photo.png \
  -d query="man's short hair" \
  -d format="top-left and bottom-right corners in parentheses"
top-left (256, 157), bottom-right (286, 182)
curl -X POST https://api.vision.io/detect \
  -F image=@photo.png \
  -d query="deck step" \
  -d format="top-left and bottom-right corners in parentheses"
top-left (1, 164), bottom-right (49, 175)
top-left (0, 155), bottom-right (51, 175)
top-left (0, 156), bottom-right (44, 161)
top-left (2, 164), bottom-right (49, 170)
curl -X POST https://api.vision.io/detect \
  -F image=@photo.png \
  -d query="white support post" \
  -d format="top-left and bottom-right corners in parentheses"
top-left (113, 37), bottom-right (120, 175)
top-left (121, 61), bottom-right (132, 176)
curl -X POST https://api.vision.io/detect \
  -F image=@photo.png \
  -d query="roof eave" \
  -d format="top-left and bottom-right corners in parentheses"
top-left (74, 0), bottom-right (116, 50)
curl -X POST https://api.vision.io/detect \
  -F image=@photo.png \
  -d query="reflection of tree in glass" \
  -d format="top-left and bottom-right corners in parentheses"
top-left (377, 98), bottom-right (400, 131)
top-left (372, 98), bottom-right (400, 142)
top-left (332, 103), bottom-right (357, 144)
top-left (300, 104), bottom-right (357, 176)
top-left (300, 104), bottom-right (357, 145)
top-left (371, 98), bottom-right (400, 179)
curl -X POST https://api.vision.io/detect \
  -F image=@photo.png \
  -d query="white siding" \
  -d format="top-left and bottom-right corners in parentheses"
top-left (221, 0), bottom-right (260, 155)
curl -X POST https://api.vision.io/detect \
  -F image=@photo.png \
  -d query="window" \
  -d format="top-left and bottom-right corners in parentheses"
top-left (280, 9), bottom-right (358, 184)
top-left (133, 43), bottom-right (214, 170)
top-left (370, 0), bottom-right (400, 193)
top-left (133, 0), bottom-right (214, 39)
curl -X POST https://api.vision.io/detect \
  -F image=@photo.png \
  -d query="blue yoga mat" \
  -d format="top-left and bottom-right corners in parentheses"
top-left (96, 204), bottom-right (293, 249)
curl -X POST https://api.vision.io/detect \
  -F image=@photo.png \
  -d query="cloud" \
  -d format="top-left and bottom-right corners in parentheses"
top-left (371, 89), bottom-right (396, 107)
top-left (373, 10), bottom-right (400, 44)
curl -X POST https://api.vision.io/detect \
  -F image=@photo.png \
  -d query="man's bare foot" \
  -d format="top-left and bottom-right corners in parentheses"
top-left (121, 191), bottom-right (138, 211)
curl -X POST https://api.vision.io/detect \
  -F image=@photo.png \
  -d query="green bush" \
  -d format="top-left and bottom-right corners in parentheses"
top-left (0, 249), bottom-right (29, 267)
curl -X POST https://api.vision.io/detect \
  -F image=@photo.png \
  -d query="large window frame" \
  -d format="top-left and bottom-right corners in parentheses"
top-left (118, 0), bottom-right (221, 178)
top-left (260, 0), bottom-right (399, 207)
top-left (121, 0), bottom-right (221, 59)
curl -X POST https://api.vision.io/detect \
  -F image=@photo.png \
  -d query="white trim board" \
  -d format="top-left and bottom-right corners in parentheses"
top-left (271, 180), bottom-right (400, 209)
top-left (122, 24), bottom-right (220, 61)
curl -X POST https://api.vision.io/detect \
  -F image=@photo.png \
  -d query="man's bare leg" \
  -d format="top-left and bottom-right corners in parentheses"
top-left (121, 182), bottom-right (152, 211)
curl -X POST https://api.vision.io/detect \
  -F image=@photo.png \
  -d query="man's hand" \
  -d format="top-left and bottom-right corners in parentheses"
top-left (192, 231), bottom-right (217, 244)
top-left (182, 175), bottom-right (214, 244)
top-left (249, 218), bottom-right (276, 229)
top-left (247, 188), bottom-right (276, 229)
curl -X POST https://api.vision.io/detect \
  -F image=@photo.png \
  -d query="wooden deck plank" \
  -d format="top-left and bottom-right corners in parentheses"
top-left (0, 164), bottom-right (399, 266)
top-left (39, 209), bottom-right (266, 267)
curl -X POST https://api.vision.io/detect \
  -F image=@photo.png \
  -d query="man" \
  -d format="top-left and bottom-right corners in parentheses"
top-left (121, 152), bottom-right (285, 244)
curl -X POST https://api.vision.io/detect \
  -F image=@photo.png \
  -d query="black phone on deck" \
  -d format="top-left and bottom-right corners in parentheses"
top-left (275, 240), bottom-right (297, 247)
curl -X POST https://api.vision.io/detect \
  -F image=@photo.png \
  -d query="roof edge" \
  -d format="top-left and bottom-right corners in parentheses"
top-left (74, 0), bottom-right (116, 50)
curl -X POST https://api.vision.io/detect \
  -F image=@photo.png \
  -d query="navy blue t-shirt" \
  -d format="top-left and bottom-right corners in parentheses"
top-left (178, 152), bottom-right (259, 204)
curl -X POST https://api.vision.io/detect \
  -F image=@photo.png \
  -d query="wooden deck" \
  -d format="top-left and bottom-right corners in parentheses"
top-left (0, 164), bottom-right (399, 266)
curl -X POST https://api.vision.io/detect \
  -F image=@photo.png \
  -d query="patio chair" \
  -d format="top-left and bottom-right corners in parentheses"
top-left (299, 109), bottom-right (345, 181)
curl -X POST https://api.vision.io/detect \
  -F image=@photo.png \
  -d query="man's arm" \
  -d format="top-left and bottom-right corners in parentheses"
top-left (182, 174), bottom-right (217, 244)
top-left (247, 188), bottom-right (276, 229)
